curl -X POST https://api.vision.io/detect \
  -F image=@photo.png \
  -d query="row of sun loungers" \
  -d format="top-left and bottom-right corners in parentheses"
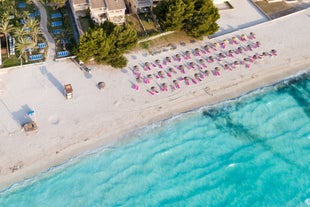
top-left (51, 13), bottom-right (62, 19)
top-left (130, 32), bottom-right (278, 95)
top-left (18, 2), bottom-right (26, 8)
top-left (53, 29), bottom-right (63, 35)
top-left (29, 54), bottom-right (43, 61)
top-left (51, 21), bottom-right (63, 27)
top-left (57, 51), bottom-right (69, 57)
top-left (38, 42), bottom-right (47, 49)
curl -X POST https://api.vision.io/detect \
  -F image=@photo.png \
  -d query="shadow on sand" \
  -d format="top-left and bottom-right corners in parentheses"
top-left (12, 104), bottom-right (33, 126)
top-left (40, 66), bottom-right (64, 96)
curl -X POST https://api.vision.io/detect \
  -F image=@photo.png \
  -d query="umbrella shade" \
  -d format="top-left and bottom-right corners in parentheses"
top-left (98, 82), bottom-right (105, 90)
top-left (136, 77), bottom-right (142, 83)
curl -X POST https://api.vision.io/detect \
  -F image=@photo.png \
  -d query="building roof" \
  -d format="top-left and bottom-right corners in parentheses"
top-left (72, 0), bottom-right (88, 4)
top-left (105, 0), bottom-right (125, 10)
top-left (89, 0), bottom-right (106, 8)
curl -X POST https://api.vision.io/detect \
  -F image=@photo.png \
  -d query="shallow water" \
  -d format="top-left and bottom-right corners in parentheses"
top-left (0, 72), bottom-right (310, 207)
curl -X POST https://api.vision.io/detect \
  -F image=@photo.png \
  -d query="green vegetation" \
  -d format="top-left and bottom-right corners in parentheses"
top-left (0, 0), bottom-right (45, 67)
top-left (47, 0), bottom-right (67, 9)
top-left (154, 0), bottom-right (220, 38)
top-left (139, 41), bottom-right (150, 50)
top-left (76, 22), bottom-right (138, 68)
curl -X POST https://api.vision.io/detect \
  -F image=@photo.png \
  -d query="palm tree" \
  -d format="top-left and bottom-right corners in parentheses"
top-left (0, 19), bottom-right (14, 57)
top-left (56, 31), bottom-right (69, 51)
top-left (25, 18), bottom-right (40, 44)
top-left (21, 11), bottom-right (30, 22)
top-left (15, 37), bottom-right (34, 65)
top-left (14, 27), bottom-right (28, 41)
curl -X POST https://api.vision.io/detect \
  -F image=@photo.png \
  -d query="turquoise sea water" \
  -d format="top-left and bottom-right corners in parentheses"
top-left (1, 71), bottom-right (310, 207)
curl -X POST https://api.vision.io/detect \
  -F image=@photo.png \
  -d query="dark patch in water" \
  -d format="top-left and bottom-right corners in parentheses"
top-left (278, 76), bottom-right (310, 120)
top-left (205, 107), bottom-right (308, 172)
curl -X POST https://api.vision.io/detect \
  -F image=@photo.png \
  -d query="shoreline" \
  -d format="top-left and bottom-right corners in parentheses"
top-left (1, 8), bottom-right (310, 191)
top-left (2, 64), bottom-right (309, 193)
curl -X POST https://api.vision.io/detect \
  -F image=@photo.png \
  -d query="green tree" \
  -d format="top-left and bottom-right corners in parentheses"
top-left (15, 37), bottom-right (34, 65)
top-left (154, 0), bottom-right (186, 31)
top-left (111, 24), bottom-right (138, 52)
top-left (183, 0), bottom-right (220, 38)
top-left (56, 30), bottom-right (71, 51)
top-left (48, 0), bottom-right (67, 9)
top-left (76, 28), bottom-right (110, 63)
top-left (76, 24), bottom-right (137, 68)
top-left (14, 26), bottom-right (28, 41)
top-left (0, 19), bottom-right (14, 57)
top-left (154, 0), bottom-right (220, 38)
top-left (25, 19), bottom-right (41, 44)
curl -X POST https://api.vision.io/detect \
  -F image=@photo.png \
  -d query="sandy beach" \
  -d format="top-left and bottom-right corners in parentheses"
top-left (0, 5), bottom-right (310, 190)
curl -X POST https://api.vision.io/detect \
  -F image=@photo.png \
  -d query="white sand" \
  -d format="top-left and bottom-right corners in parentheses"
top-left (0, 8), bottom-right (310, 190)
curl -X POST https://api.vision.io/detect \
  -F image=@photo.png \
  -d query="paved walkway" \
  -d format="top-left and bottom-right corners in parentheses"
top-left (32, 0), bottom-right (56, 63)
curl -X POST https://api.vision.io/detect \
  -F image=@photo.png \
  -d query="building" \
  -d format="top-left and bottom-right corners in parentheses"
top-left (69, 0), bottom-right (126, 24)
top-left (105, 0), bottom-right (126, 24)
top-left (69, 0), bottom-right (89, 15)
top-left (126, 0), bottom-right (153, 13)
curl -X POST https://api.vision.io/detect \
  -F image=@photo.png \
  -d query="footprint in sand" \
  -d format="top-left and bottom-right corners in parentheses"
top-left (48, 115), bottom-right (60, 125)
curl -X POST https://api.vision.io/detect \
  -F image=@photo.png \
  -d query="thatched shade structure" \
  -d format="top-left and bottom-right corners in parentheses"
top-left (169, 67), bottom-right (176, 73)
top-left (97, 82), bottom-right (106, 90)
top-left (219, 53), bottom-right (225, 58)
top-left (151, 86), bottom-right (157, 92)
top-left (133, 65), bottom-right (139, 70)
top-left (204, 45), bottom-right (210, 50)
top-left (161, 83), bottom-right (168, 90)
top-left (271, 49), bottom-right (277, 54)
top-left (158, 71), bottom-right (165, 77)
top-left (136, 77), bottom-right (142, 83)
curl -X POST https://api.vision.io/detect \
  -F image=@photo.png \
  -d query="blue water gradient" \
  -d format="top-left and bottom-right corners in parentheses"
top-left (0, 71), bottom-right (310, 207)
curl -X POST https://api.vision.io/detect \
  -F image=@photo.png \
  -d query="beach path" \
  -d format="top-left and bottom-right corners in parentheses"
top-left (32, 0), bottom-right (56, 62)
